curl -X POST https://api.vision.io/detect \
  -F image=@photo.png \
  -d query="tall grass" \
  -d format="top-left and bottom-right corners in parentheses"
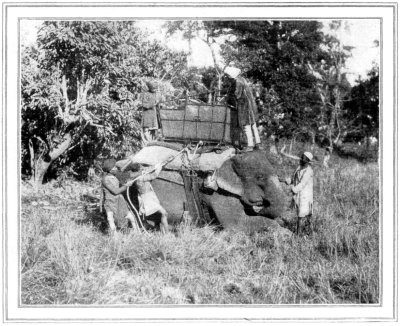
top-left (21, 150), bottom-right (379, 304)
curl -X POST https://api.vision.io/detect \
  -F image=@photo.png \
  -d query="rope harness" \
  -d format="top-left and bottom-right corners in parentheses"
top-left (125, 141), bottom-right (209, 230)
top-left (179, 142), bottom-right (208, 225)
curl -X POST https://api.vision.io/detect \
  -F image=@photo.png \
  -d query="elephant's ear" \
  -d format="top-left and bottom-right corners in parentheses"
top-left (216, 159), bottom-right (244, 196)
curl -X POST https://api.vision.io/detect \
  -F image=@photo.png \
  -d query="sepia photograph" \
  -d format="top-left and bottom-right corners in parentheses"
top-left (2, 1), bottom-right (397, 323)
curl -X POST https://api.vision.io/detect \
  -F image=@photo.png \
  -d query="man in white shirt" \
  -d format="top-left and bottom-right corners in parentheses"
top-left (286, 151), bottom-right (314, 234)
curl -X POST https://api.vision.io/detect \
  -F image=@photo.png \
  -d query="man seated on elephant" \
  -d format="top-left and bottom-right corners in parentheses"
top-left (224, 66), bottom-right (263, 152)
top-left (285, 152), bottom-right (314, 234)
top-left (101, 158), bottom-right (136, 234)
top-left (128, 162), bottom-right (169, 234)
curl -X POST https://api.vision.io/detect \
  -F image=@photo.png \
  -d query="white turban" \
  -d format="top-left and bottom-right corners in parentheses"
top-left (303, 152), bottom-right (313, 162)
top-left (224, 67), bottom-right (241, 79)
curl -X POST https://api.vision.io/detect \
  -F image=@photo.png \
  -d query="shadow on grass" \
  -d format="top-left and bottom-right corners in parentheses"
top-left (329, 276), bottom-right (377, 303)
top-left (75, 207), bottom-right (109, 235)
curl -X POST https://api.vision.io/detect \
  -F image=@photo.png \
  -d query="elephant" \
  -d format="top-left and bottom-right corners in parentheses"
top-left (122, 150), bottom-right (292, 235)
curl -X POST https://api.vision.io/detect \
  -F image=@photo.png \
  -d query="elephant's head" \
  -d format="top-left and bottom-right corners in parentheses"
top-left (216, 151), bottom-right (288, 219)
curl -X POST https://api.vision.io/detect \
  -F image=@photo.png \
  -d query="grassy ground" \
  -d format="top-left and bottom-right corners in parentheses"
top-left (21, 146), bottom-right (379, 305)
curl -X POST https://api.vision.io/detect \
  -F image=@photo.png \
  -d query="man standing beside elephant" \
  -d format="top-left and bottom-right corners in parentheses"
top-left (224, 67), bottom-right (263, 152)
top-left (285, 152), bottom-right (314, 234)
top-left (101, 158), bottom-right (137, 234)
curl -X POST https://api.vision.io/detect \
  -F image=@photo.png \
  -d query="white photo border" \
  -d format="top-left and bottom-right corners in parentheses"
top-left (2, 1), bottom-right (397, 323)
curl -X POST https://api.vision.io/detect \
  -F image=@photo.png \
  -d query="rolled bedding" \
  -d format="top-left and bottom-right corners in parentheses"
top-left (116, 144), bottom-right (236, 172)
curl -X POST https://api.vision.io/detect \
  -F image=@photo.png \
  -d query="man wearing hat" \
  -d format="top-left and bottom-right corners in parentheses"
top-left (101, 158), bottom-right (136, 233)
top-left (285, 152), bottom-right (314, 234)
top-left (224, 67), bottom-right (263, 152)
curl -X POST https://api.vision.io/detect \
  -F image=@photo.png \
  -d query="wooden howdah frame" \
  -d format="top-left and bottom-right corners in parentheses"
top-left (159, 102), bottom-right (239, 145)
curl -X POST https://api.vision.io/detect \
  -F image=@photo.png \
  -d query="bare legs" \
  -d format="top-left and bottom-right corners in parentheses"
top-left (106, 211), bottom-right (116, 234)
top-left (243, 123), bottom-right (262, 150)
top-left (106, 209), bottom-right (169, 234)
top-left (159, 207), bottom-right (169, 234)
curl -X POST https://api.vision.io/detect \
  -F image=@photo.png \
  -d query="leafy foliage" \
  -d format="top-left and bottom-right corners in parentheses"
top-left (201, 21), bottom-right (327, 139)
top-left (21, 21), bottom-right (186, 181)
top-left (343, 65), bottom-right (379, 141)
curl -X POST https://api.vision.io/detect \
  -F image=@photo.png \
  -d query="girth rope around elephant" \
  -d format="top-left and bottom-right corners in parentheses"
top-left (125, 186), bottom-right (150, 235)
top-left (125, 189), bottom-right (147, 234)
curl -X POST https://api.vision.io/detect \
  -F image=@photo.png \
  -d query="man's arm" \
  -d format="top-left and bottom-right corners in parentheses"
top-left (130, 164), bottom-right (162, 183)
top-left (142, 164), bottom-right (163, 182)
top-left (235, 78), bottom-right (244, 99)
top-left (102, 176), bottom-right (128, 195)
top-left (278, 176), bottom-right (292, 185)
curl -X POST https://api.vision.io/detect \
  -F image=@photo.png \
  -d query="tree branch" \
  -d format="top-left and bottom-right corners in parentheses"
top-left (28, 139), bottom-right (35, 179)
top-left (49, 133), bottom-right (72, 161)
top-left (280, 144), bottom-right (300, 160)
top-left (61, 75), bottom-right (69, 110)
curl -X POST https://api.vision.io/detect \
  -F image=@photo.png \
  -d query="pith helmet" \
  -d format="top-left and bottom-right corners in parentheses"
top-left (303, 152), bottom-right (313, 162)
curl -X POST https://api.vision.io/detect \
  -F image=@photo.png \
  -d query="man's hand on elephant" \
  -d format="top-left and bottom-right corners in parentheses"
top-left (285, 177), bottom-right (292, 185)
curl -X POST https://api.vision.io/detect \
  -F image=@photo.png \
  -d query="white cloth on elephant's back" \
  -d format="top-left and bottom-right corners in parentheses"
top-left (118, 145), bottom-right (236, 172)
top-left (127, 146), bottom-right (184, 170)
top-left (190, 148), bottom-right (236, 171)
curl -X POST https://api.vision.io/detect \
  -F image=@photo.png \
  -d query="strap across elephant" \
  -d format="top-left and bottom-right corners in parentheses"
top-left (115, 143), bottom-right (291, 234)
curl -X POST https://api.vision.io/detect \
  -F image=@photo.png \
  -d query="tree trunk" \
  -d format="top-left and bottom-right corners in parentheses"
top-left (269, 134), bottom-right (278, 155)
top-left (33, 133), bottom-right (72, 187)
top-left (34, 159), bottom-right (51, 187)
top-left (328, 101), bottom-right (337, 149)
top-left (310, 131), bottom-right (316, 151)
top-left (289, 137), bottom-right (295, 154)
top-left (187, 38), bottom-right (193, 68)
top-left (28, 139), bottom-right (35, 180)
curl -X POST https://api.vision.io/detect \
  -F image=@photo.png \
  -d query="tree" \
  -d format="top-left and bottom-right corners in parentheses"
top-left (343, 64), bottom-right (379, 142)
top-left (21, 21), bottom-right (187, 185)
top-left (307, 21), bottom-right (353, 148)
top-left (213, 21), bottom-right (326, 143)
top-left (165, 21), bottom-right (230, 102)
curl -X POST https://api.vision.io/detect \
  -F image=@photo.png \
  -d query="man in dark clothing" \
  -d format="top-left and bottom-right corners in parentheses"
top-left (139, 81), bottom-right (164, 143)
top-left (101, 159), bottom-right (136, 233)
top-left (224, 67), bottom-right (263, 152)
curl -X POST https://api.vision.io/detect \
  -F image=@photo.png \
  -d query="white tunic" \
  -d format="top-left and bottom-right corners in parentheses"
top-left (291, 165), bottom-right (313, 217)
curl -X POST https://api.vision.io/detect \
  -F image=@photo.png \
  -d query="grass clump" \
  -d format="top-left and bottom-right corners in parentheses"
top-left (21, 149), bottom-right (379, 305)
